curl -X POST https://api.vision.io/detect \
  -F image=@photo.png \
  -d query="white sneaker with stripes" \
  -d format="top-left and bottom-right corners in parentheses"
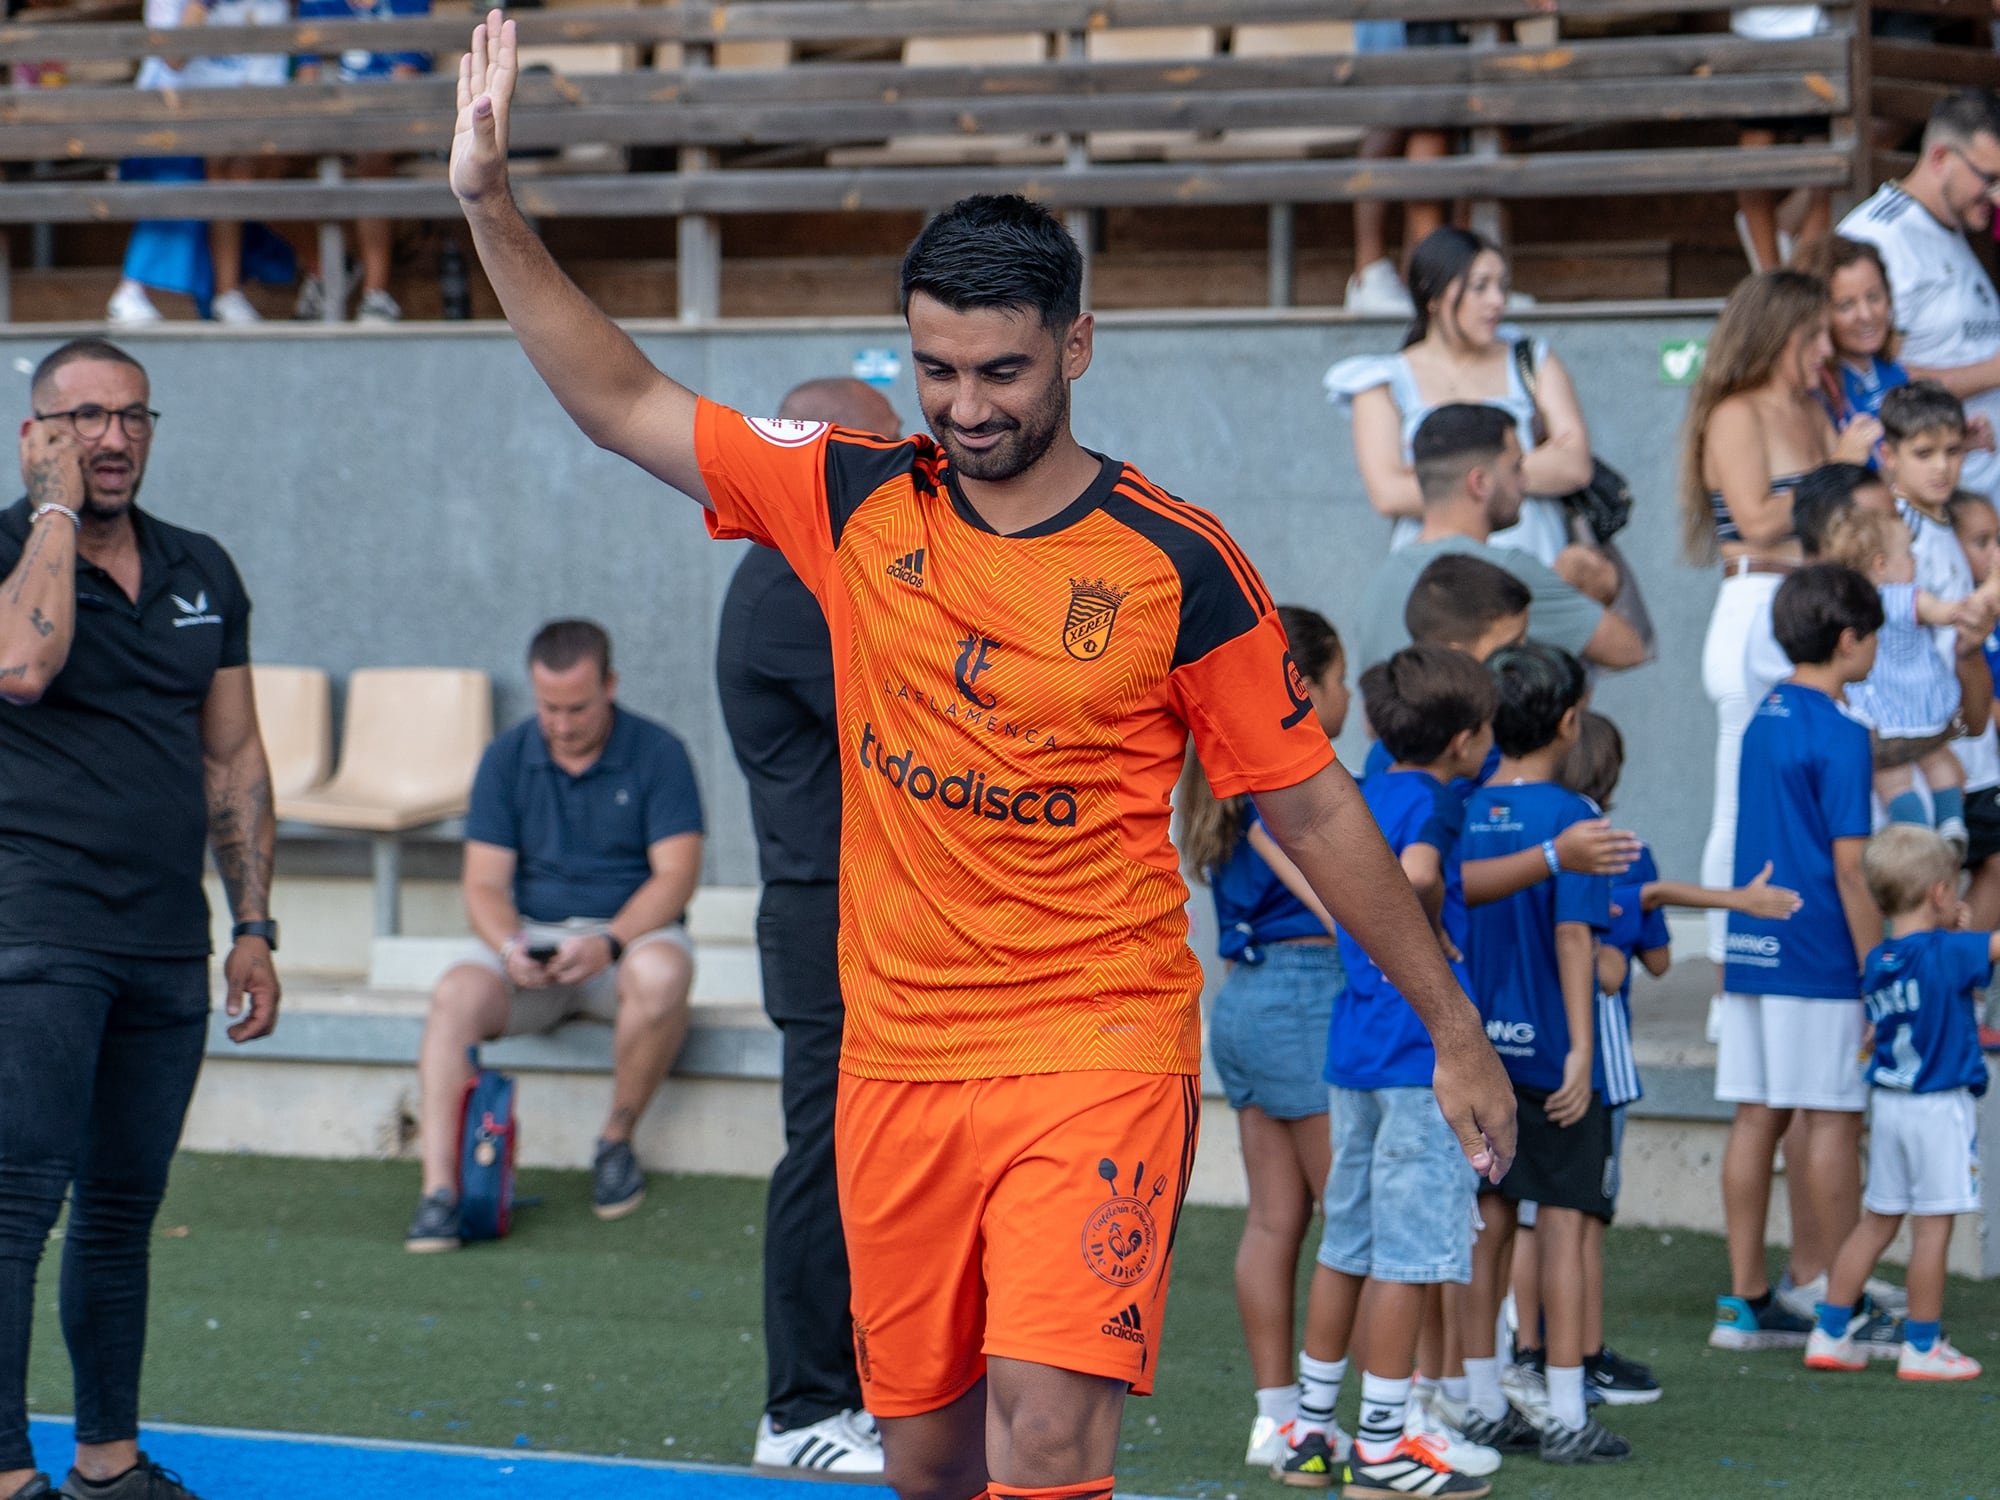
top-left (753, 1409), bottom-right (885, 1477)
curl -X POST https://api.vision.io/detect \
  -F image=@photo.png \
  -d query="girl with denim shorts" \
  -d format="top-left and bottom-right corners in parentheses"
top-left (1177, 606), bottom-right (1349, 1469)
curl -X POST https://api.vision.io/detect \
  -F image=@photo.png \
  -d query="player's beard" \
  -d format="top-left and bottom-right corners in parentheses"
top-left (930, 372), bottom-right (1069, 483)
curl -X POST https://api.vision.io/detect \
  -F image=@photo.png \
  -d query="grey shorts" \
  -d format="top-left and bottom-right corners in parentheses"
top-left (455, 917), bottom-right (693, 1035)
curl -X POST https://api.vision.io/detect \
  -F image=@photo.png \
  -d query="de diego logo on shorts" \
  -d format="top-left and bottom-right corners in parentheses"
top-left (1083, 1157), bottom-right (1165, 1287)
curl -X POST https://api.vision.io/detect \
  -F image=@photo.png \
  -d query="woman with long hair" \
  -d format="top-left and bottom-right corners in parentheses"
top-left (1178, 605), bottom-right (1350, 1473)
top-left (1679, 269), bottom-right (1881, 971)
top-left (1326, 227), bottom-right (1596, 569)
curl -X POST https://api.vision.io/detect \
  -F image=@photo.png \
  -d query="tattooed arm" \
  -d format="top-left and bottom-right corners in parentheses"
top-left (203, 665), bottom-right (282, 1041)
top-left (0, 423), bottom-right (85, 705)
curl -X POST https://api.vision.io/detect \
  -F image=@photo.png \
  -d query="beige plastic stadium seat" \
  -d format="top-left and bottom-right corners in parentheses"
top-left (1171, 23), bottom-right (1364, 161)
top-left (277, 668), bottom-right (492, 834)
top-left (827, 33), bottom-right (1060, 167)
top-left (250, 664), bottom-right (332, 799)
top-left (1084, 25), bottom-right (1216, 161)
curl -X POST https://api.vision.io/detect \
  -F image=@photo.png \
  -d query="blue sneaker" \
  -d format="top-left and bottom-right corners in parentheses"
top-left (1709, 1294), bottom-right (1813, 1350)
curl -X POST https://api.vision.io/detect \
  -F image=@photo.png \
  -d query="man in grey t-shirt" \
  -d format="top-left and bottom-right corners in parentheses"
top-left (1352, 404), bottom-right (1648, 672)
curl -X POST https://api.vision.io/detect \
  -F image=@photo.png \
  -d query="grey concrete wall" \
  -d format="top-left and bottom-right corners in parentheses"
top-left (0, 307), bottom-right (1722, 886)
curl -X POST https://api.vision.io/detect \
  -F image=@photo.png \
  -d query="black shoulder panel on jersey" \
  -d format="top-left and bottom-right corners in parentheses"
top-left (1102, 484), bottom-right (1267, 671)
top-left (824, 431), bottom-right (939, 548)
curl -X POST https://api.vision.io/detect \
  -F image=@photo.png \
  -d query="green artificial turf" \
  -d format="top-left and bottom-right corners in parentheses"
top-left (25, 1153), bottom-right (2000, 1496)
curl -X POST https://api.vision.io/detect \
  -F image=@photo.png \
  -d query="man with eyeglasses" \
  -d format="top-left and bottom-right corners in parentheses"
top-left (1841, 89), bottom-right (2000, 498)
top-left (0, 337), bottom-right (279, 1500)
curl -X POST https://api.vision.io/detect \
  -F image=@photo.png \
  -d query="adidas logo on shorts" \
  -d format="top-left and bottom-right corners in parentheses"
top-left (1101, 1302), bottom-right (1145, 1345)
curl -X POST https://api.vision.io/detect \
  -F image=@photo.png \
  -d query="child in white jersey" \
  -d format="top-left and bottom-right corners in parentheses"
top-left (1817, 507), bottom-right (1993, 848)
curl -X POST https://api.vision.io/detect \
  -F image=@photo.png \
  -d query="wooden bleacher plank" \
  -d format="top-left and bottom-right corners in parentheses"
top-left (0, 33), bottom-right (1852, 128)
top-left (0, 142), bottom-right (1853, 225)
top-left (1870, 39), bottom-right (2000, 89)
top-left (0, 0), bottom-right (1851, 65)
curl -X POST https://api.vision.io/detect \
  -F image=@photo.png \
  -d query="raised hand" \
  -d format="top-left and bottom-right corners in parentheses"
top-left (1831, 414), bottom-right (1884, 467)
top-left (450, 10), bottom-right (518, 206)
top-left (20, 419), bottom-right (85, 512)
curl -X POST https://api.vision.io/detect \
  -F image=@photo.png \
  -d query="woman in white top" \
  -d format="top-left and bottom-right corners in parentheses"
top-left (1678, 269), bottom-right (1879, 967)
top-left (1325, 227), bottom-right (1595, 568)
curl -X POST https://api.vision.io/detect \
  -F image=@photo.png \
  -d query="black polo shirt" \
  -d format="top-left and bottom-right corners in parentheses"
top-left (714, 543), bottom-right (840, 884)
top-left (0, 499), bottom-right (251, 956)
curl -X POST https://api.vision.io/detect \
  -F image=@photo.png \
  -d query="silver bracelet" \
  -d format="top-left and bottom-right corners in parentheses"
top-left (31, 502), bottom-right (79, 532)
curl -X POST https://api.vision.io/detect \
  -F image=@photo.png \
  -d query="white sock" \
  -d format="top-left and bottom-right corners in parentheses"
top-left (1547, 1363), bottom-right (1587, 1431)
top-left (1464, 1356), bottom-right (1506, 1422)
top-left (1440, 1375), bottom-right (1470, 1406)
top-left (1412, 1372), bottom-right (1439, 1405)
top-left (1355, 1372), bottom-right (1412, 1462)
top-left (1297, 1352), bottom-right (1347, 1436)
top-left (1255, 1383), bottom-right (1299, 1425)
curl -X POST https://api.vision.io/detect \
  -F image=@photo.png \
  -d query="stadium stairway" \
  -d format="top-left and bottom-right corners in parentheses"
top-left (180, 889), bottom-right (1998, 1277)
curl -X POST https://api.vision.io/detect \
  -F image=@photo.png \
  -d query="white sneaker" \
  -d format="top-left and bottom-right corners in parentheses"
top-left (294, 274), bottom-right (327, 321)
top-left (1774, 1270), bottom-right (1827, 1323)
top-left (1499, 1358), bottom-right (1551, 1434)
top-left (752, 1409), bottom-right (884, 1477)
top-left (1425, 1386), bottom-right (1472, 1433)
top-left (1898, 1336), bottom-right (1981, 1381)
top-left (1404, 1389), bottom-right (1502, 1476)
top-left (1246, 1414), bottom-right (1297, 1468)
top-left (211, 288), bottom-right (261, 324)
top-left (107, 279), bottom-right (162, 326)
top-left (1345, 257), bottom-right (1415, 317)
top-left (356, 288), bottom-right (402, 324)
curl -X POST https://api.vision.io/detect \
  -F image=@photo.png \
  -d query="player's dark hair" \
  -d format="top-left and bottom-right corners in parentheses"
top-left (1411, 403), bottom-right (1516, 503)
top-left (1277, 604), bottom-right (1343, 684)
top-left (1772, 563), bottom-right (1883, 665)
top-left (1558, 710), bottom-right (1625, 811)
top-left (1487, 641), bottom-right (1587, 759)
top-left (1923, 89), bottom-right (2000, 153)
top-left (1402, 226), bottom-right (1502, 351)
top-left (1792, 462), bottom-right (1882, 559)
top-left (1360, 644), bottom-right (1497, 768)
top-left (1880, 379), bottom-right (1966, 445)
top-left (899, 195), bottom-right (1083, 334)
top-left (30, 337), bottom-right (145, 403)
top-left (529, 618), bottom-right (613, 679)
top-left (1404, 553), bottom-right (1531, 650)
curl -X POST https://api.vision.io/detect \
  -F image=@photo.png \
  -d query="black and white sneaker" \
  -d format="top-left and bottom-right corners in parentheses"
top-left (1847, 1297), bottom-right (1906, 1361)
top-left (404, 1187), bottom-right (461, 1253)
top-left (752, 1410), bottom-right (884, 1480)
top-left (1585, 1346), bottom-right (1662, 1405)
top-left (1456, 1405), bottom-right (1540, 1453)
top-left (1538, 1416), bottom-right (1632, 1465)
top-left (591, 1138), bottom-right (646, 1220)
top-left (1343, 1434), bottom-right (1491, 1498)
top-left (59, 1453), bottom-right (207, 1498)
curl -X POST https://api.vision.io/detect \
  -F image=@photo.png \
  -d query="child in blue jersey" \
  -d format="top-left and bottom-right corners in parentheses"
top-left (1177, 607), bottom-right (1351, 1471)
top-left (1525, 712), bottom-right (1802, 1408)
top-left (1282, 644), bottom-right (1500, 1498)
top-left (1713, 564), bottom-right (1885, 1352)
top-left (1806, 825), bottom-right (1992, 1382)
top-left (1455, 643), bottom-right (1628, 1466)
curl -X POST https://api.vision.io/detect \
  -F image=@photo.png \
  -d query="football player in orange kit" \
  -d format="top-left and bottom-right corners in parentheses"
top-left (446, 16), bottom-right (1515, 1500)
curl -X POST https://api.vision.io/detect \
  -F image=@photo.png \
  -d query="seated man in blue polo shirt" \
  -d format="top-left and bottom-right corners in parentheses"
top-left (407, 618), bottom-right (704, 1250)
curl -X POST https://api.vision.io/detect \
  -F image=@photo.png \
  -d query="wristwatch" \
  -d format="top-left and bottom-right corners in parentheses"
top-left (233, 919), bottom-right (280, 951)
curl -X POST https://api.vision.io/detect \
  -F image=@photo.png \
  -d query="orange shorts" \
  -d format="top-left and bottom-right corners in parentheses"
top-left (835, 1069), bottom-right (1200, 1419)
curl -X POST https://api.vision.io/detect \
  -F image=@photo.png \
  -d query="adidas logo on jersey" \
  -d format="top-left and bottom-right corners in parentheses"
top-left (886, 548), bottom-right (926, 589)
top-left (1101, 1303), bottom-right (1145, 1344)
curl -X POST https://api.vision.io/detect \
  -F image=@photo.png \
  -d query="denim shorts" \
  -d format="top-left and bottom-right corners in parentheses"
top-left (1318, 1084), bottom-right (1477, 1284)
top-left (1207, 943), bottom-right (1341, 1121)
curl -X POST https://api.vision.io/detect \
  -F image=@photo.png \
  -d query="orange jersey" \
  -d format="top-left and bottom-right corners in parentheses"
top-left (698, 400), bottom-right (1335, 1080)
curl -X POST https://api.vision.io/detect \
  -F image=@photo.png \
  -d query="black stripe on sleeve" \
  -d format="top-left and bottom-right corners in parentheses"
top-left (823, 432), bottom-right (939, 549)
top-left (1102, 491), bottom-right (1263, 670)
